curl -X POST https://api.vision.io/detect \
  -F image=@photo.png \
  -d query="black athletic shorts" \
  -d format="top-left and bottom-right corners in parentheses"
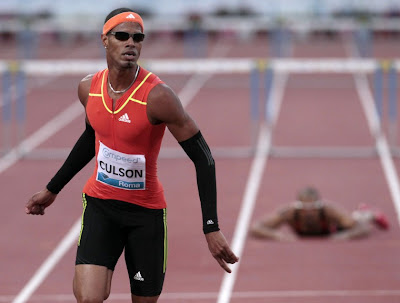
top-left (76, 193), bottom-right (168, 297)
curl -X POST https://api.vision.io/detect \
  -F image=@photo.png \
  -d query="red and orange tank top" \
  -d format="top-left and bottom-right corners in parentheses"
top-left (83, 66), bottom-right (167, 209)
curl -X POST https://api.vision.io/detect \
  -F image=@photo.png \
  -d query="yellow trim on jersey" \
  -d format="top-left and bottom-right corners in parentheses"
top-left (97, 69), bottom-right (152, 114)
top-left (113, 71), bottom-right (152, 114)
top-left (78, 193), bottom-right (88, 246)
top-left (100, 71), bottom-right (112, 114)
top-left (129, 98), bottom-right (147, 105)
top-left (163, 208), bottom-right (168, 273)
top-left (89, 70), bottom-right (108, 99)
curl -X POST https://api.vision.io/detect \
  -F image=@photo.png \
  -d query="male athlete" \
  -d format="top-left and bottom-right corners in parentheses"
top-left (250, 186), bottom-right (389, 241)
top-left (26, 8), bottom-right (238, 303)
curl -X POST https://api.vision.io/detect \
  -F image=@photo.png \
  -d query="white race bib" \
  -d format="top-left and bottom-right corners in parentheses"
top-left (96, 141), bottom-right (145, 190)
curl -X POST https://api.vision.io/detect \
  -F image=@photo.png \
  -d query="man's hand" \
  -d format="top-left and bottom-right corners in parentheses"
top-left (205, 231), bottom-right (239, 273)
top-left (26, 189), bottom-right (57, 215)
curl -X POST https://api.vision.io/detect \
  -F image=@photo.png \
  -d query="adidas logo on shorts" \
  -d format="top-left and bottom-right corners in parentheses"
top-left (134, 271), bottom-right (144, 281)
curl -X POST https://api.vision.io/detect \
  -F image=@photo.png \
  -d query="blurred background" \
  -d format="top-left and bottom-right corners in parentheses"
top-left (1, 0), bottom-right (400, 155)
top-left (1, 0), bottom-right (400, 60)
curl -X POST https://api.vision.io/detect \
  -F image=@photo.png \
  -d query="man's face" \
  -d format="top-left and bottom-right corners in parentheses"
top-left (103, 22), bottom-right (143, 68)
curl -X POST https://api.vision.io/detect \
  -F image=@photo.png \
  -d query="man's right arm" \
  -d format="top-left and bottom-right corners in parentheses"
top-left (45, 122), bottom-right (95, 194)
top-left (47, 74), bottom-right (95, 194)
top-left (25, 75), bottom-right (94, 215)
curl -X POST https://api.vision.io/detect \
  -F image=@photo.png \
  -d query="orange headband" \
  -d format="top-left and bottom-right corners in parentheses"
top-left (102, 12), bottom-right (144, 35)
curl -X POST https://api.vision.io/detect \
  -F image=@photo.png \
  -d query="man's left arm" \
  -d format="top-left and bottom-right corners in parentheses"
top-left (179, 131), bottom-right (239, 272)
top-left (147, 83), bottom-right (239, 272)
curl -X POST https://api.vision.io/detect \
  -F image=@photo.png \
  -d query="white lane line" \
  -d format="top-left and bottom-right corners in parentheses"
top-left (11, 218), bottom-right (82, 303)
top-left (346, 38), bottom-right (400, 226)
top-left (217, 123), bottom-right (271, 303)
top-left (0, 101), bottom-right (83, 174)
top-left (10, 41), bottom-right (232, 303)
top-left (217, 72), bottom-right (288, 303)
top-left (354, 73), bottom-right (400, 225)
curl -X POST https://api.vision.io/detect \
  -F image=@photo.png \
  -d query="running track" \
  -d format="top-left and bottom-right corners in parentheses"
top-left (1, 32), bottom-right (400, 302)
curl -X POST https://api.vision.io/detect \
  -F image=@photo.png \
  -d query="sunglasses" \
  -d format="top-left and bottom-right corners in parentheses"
top-left (109, 31), bottom-right (145, 43)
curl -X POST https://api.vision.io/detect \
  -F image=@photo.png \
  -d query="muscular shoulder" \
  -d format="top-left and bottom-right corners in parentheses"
top-left (78, 74), bottom-right (94, 107)
top-left (147, 83), bottom-right (184, 124)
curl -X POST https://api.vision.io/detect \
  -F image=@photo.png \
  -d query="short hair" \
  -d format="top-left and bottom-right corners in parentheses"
top-left (296, 186), bottom-right (320, 202)
top-left (104, 8), bottom-right (134, 24)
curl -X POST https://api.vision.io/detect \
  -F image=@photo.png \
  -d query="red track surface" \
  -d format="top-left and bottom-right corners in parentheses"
top-left (1, 33), bottom-right (400, 302)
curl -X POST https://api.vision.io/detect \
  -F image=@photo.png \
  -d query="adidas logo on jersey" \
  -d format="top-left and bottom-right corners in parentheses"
top-left (134, 271), bottom-right (144, 281)
top-left (118, 113), bottom-right (131, 123)
top-left (126, 14), bottom-right (136, 19)
top-left (207, 219), bottom-right (214, 225)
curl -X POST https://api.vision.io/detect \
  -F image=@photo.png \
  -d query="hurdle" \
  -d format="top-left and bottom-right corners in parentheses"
top-left (1, 58), bottom-right (399, 159)
top-left (262, 58), bottom-right (399, 158)
top-left (1, 61), bottom-right (26, 155)
top-left (388, 62), bottom-right (398, 146)
top-left (2, 64), bottom-right (12, 153)
top-left (0, 58), bottom-right (263, 159)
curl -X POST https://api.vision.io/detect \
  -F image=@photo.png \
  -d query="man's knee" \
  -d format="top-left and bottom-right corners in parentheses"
top-left (73, 264), bottom-right (112, 303)
top-left (74, 294), bottom-right (109, 303)
top-left (73, 285), bottom-right (110, 303)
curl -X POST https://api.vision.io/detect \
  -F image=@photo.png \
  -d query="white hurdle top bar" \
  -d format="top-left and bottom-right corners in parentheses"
top-left (0, 58), bottom-right (399, 75)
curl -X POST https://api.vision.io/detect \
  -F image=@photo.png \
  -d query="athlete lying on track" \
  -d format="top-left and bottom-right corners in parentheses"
top-left (250, 186), bottom-right (389, 241)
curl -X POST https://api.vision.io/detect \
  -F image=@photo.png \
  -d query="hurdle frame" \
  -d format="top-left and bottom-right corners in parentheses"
top-left (0, 58), bottom-right (399, 159)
